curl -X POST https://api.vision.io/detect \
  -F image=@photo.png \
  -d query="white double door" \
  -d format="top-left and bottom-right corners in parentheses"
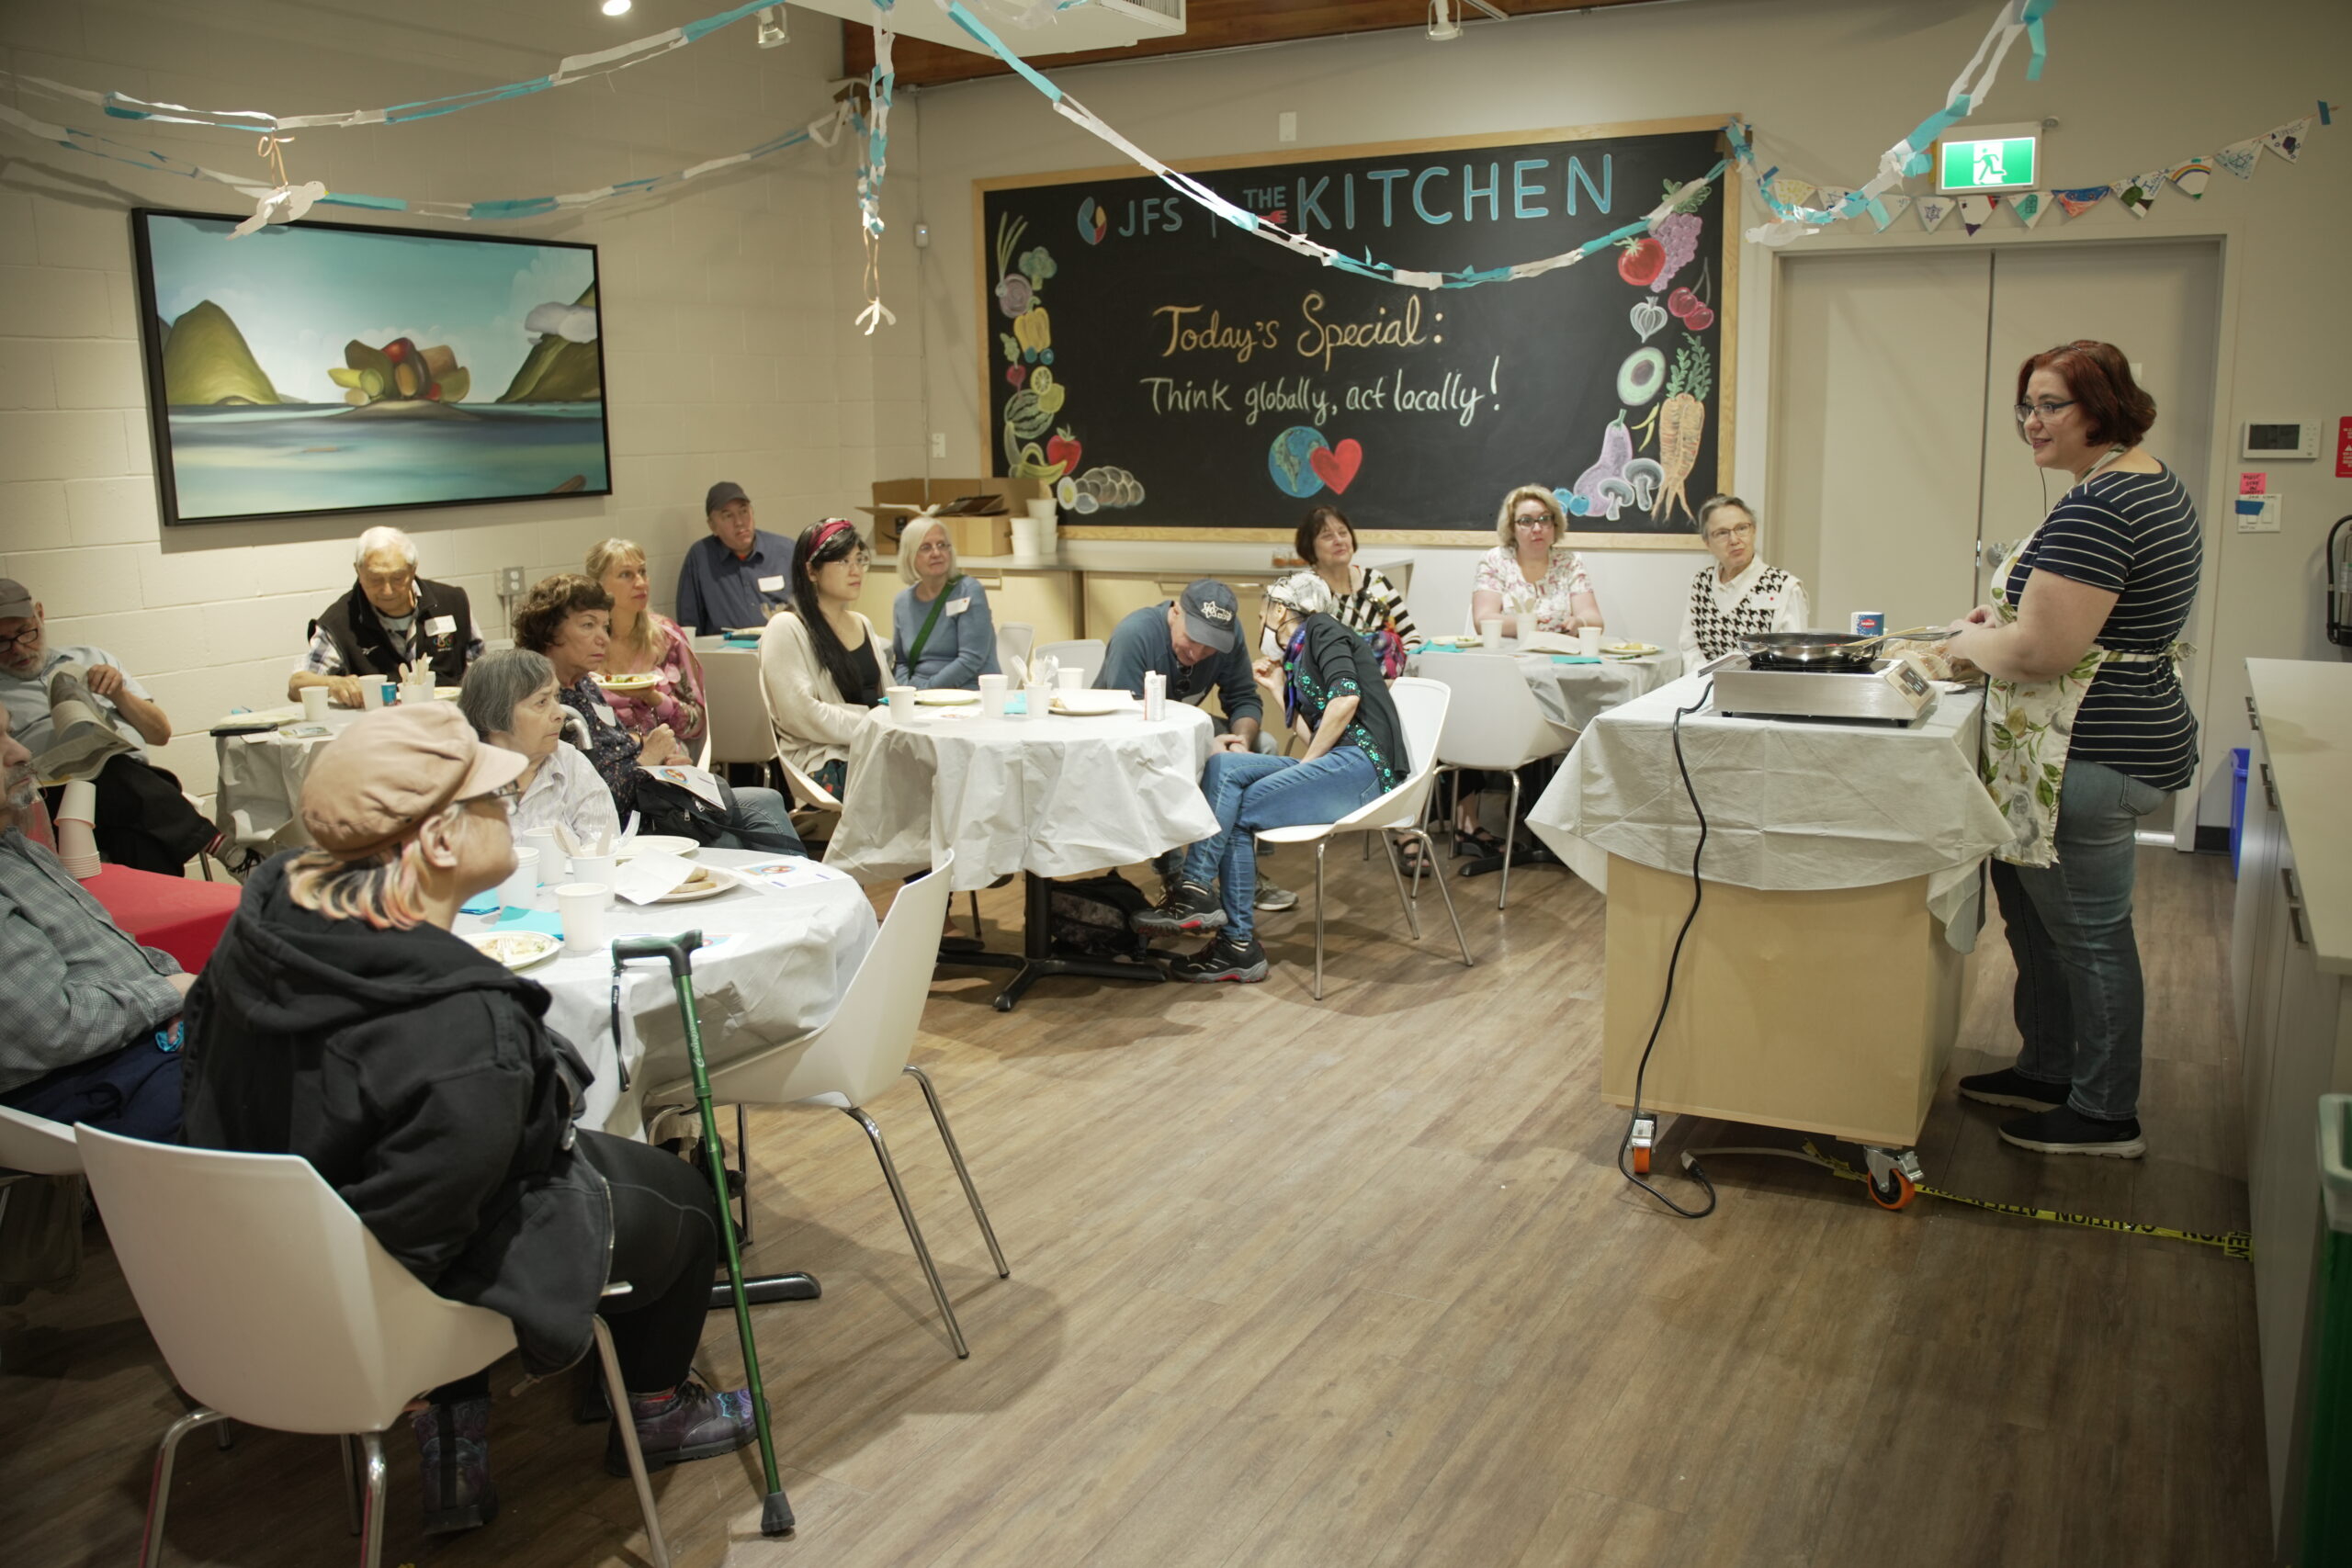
top-left (1770, 239), bottom-right (2221, 840)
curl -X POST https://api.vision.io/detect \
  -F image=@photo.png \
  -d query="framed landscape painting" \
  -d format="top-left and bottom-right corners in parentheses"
top-left (131, 209), bottom-right (612, 526)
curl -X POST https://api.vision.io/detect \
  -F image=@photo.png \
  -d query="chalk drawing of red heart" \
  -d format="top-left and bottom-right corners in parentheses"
top-left (1309, 438), bottom-right (1363, 494)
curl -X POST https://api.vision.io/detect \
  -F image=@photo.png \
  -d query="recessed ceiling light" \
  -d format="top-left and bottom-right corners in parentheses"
top-left (601, 0), bottom-right (632, 16)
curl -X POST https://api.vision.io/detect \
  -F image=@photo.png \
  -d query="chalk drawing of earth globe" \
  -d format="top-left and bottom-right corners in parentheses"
top-left (1267, 425), bottom-right (1329, 498)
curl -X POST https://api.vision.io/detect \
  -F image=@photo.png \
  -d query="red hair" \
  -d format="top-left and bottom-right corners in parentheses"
top-left (2016, 340), bottom-right (2156, 447)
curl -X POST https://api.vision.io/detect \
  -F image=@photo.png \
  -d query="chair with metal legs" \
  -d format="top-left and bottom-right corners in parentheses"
top-left (1253, 677), bottom-right (1476, 1000)
top-left (1414, 652), bottom-right (1577, 908)
top-left (75, 1125), bottom-right (672, 1568)
top-left (646, 855), bottom-right (1009, 1359)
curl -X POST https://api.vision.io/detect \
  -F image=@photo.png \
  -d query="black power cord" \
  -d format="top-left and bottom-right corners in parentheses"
top-left (1618, 678), bottom-right (1718, 1219)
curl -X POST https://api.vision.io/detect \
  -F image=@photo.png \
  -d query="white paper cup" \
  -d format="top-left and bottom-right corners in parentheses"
top-left (360, 681), bottom-right (387, 710)
top-left (1010, 517), bottom-right (1042, 556)
top-left (557, 884), bottom-right (608, 955)
top-left (300, 686), bottom-right (331, 722)
top-left (1026, 496), bottom-right (1058, 524)
top-left (520, 826), bottom-right (563, 885)
top-left (1024, 682), bottom-right (1049, 718)
top-left (1056, 668), bottom-right (1084, 692)
top-left (886, 685), bottom-right (916, 718)
top-left (978, 673), bottom-right (1009, 716)
top-left (503, 848), bottom-right (539, 907)
top-left (400, 681), bottom-right (435, 705)
top-left (1479, 618), bottom-right (1506, 646)
top-left (1577, 627), bottom-right (1602, 656)
top-left (570, 853), bottom-right (616, 902)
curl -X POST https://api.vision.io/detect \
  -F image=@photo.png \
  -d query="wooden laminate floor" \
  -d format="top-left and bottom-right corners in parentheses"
top-left (0, 846), bottom-right (2267, 1567)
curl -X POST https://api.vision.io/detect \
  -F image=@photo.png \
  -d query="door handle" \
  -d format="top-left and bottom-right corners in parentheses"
top-left (2260, 761), bottom-right (2278, 813)
top-left (2245, 694), bottom-right (2261, 730)
top-left (2281, 866), bottom-right (2309, 949)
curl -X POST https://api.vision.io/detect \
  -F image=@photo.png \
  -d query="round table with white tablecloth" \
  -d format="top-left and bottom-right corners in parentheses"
top-left (480, 847), bottom-right (879, 1135)
top-left (209, 704), bottom-right (350, 852)
top-left (1408, 644), bottom-right (1679, 733)
top-left (821, 697), bottom-right (1219, 1010)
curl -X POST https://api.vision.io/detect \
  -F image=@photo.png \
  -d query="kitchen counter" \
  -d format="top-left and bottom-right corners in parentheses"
top-left (2246, 659), bottom-right (2352, 975)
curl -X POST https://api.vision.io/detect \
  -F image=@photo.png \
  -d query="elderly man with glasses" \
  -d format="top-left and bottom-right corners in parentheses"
top-left (1676, 495), bottom-right (1810, 669)
top-left (0, 577), bottom-right (232, 875)
top-left (289, 525), bottom-right (484, 708)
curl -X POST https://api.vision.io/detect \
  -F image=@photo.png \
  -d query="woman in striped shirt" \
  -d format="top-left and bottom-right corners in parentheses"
top-left (1944, 341), bottom-right (2201, 1161)
top-left (1281, 505), bottom-right (1419, 674)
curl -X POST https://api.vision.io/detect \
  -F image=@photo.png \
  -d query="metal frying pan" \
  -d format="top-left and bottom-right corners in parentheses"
top-left (1735, 627), bottom-right (1939, 665)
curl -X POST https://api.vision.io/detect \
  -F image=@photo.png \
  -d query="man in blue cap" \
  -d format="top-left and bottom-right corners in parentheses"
top-left (674, 481), bottom-right (797, 636)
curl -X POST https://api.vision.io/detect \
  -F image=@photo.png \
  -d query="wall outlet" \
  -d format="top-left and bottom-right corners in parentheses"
top-left (499, 566), bottom-right (526, 595)
top-left (930, 432), bottom-right (948, 459)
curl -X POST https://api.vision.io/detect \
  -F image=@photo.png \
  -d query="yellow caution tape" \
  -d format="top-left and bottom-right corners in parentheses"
top-left (1792, 1141), bottom-right (2253, 1260)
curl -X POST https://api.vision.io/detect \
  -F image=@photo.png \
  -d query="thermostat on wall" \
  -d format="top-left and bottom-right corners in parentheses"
top-left (2242, 421), bottom-right (2317, 459)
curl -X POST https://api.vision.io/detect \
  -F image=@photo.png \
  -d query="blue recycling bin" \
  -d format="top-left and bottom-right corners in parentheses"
top-left (2230, 746), bottom-right (2249, 876)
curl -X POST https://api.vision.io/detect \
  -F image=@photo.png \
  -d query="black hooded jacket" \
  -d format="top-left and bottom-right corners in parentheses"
top-left (180, 855), bottom-right (611, 1373)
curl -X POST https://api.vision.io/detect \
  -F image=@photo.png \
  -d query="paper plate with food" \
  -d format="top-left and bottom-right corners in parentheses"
top-left (1425, 634), bottom-right (1483, 649)
top-left (465, 929), bottom-right (560, 971)
top-left (615, 834), bottom-right (699, 861)
top-left (914, 689), bottom-right (981, 705)
top-left (1051, 690), bottom-right (1133, 716)
top-left (594, 671), bottom-right (661, 694)
top-left (1603, 640), bottom-right (1662, 657)
top-left (655, 863), bottom-right (740, 903)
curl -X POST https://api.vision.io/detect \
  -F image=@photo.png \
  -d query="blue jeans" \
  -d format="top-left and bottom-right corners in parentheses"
top-left (1990, 759), bottom-right (2172, 1121)
top-left (710, 784), bottom-right (803, 854)
top-left (1180, 747), bottom-right (1382, 942)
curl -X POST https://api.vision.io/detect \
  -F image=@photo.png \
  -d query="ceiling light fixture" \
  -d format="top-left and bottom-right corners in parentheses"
top-left (756, 6), bottom-right (789, 47)
top-left (601, 0), bottom-right (632, 17)
top-left (1429, 0), bottom-right (1506, 41)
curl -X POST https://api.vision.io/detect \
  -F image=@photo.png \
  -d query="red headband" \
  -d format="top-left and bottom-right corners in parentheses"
top-left (809, 518), bottom-right (857, 558)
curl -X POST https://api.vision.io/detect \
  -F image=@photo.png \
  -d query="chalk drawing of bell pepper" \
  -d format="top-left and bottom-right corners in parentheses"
top-left (1012, 306), bottom-right (1053, 361)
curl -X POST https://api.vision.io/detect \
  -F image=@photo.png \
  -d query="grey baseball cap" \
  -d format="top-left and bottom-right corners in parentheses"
top-left (1177, 580), bottom-right (1240, 653)
top-left (704, 480), bottom-right (749, 514)
top-left (0, 579), bottom-right (32, 621)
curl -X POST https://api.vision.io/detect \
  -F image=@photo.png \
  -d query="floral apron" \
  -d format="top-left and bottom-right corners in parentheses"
top-left (1980, 448), bottom-right (2183, 867)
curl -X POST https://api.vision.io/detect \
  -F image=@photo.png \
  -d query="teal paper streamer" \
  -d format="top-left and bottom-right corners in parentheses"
top-left (947, 3), bottom-right (1066, 103)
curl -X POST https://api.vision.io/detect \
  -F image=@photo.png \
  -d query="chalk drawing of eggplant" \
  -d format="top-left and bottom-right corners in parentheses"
top-left (1569, 412), bottom-right (1634, 519)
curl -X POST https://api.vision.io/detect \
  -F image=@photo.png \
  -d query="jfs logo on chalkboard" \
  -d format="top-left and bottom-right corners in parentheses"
top-left (981, 118), bottom-right (1732, 542)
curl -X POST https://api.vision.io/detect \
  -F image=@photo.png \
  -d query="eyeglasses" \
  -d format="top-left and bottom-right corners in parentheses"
top-left (2014, 399), bottom-right (2076, 423)
top-left (1704, 521), bottom-right (1757, 541)
top-left (0, 627), bottom-right (39, 652)
top-left (1513, 513), bottom-right (1555, 529)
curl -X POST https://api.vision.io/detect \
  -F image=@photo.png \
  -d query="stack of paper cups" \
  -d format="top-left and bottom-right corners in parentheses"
top-left (1011, 517), bottom-right (1043, 557)
top-left (54, 778), bottom-right (102, 879)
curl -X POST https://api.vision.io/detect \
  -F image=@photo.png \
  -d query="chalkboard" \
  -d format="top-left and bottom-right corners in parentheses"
top-left (978, 117), bottom-right (1735, 547)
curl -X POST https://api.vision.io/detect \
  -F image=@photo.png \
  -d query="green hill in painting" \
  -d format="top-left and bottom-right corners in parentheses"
top-left (498, 283), bottom-right (602, 403)
top-left (161, 299), bottom-right (285, 406)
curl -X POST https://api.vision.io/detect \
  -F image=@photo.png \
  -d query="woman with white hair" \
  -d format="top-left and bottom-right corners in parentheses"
top-left (458, 648), bottom-right (620, 847)
top-left (587, 537), bottom-right (707, 747)
top-left (889, 517), bottom-right (1001, 689)
top-left (182, 705), bottom-right (759, 1539)
top-left (1676, 496), bottom-right (1808, 668)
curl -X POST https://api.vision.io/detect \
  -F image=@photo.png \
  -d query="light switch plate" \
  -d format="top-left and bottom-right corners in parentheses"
top-left (2233, 493), bottom-right (2282, 533)
top-left (1278, 112), bottom-right (1297, 143)
top-left (930, 432), bottom-right (947, 458)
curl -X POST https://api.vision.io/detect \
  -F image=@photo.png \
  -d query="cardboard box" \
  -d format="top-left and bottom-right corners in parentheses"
top-left (864, 476), bottom-right (1047, 555)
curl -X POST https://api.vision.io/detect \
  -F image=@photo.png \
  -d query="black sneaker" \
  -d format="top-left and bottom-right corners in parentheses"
top-left (1957, 1067), bottom-right (2070, 1111)
top-left (1997, 1104), bottom-right (2146, 1159)
top-left (1167, 933), bottom-right (1268, 984)
top-left (1134, 880), bottom-right (1226, 937)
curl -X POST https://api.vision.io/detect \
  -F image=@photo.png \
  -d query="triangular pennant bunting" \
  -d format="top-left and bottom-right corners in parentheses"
top-left (2113, 172), bottom-right (2164, 218)
top-left (2052, 186), bottom-right (2109, 219)
top-left (2213, 138), bottom-right (2263, 179)
top-left (1957, 194), bottom-right (1998, 235)
top-left (1770, 175), bottom-right (1816, 211)
top-left (1869, 192), bottom-right (1913, 231)
top-left (1812, 186), bottom-right (1852, 216)
top-left (2167, 157), bottom-right (2214, 198)
top-left (2264, 118), bottom-right (2311, 163)
top-left (2009, 190), bottom-right (2049, 229)
top-left (1915, 195), bottom-right (1955, 231)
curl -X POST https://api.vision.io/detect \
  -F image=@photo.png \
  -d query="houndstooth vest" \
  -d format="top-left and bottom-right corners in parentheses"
top-left (1689, 564), bottom-right (1797, 660)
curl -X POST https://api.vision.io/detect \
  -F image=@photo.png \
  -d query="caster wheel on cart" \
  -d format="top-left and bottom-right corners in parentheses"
top-left (1867, 1168), bottom-right (1917, 1211)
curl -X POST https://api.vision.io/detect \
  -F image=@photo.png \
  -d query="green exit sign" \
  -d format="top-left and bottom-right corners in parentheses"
top-left (1938, 126), bottom-right (2041, 194)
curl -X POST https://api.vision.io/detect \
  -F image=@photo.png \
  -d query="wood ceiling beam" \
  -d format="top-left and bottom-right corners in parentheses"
top-left (845, 0), bottom-right (1668, 89)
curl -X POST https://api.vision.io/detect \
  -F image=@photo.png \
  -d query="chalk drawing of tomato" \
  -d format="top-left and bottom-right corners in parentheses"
top-left (1046, 430), bottom-right (1082, 473)
top-left (1617, 236), bottom-right (1667, 288)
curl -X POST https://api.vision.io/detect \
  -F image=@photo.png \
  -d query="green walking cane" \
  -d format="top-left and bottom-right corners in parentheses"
top-left (612, 930), bottom-right (795, 1539)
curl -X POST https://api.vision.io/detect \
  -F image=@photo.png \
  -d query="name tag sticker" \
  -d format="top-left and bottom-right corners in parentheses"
top-left (756, 575), bottom-right (786, 592)
top-left (424, 615), bottom-right (458, 636)
top-left (594, 703), bottom-right (619, 727)
top-left (946, 599), bottom-right (968, 616)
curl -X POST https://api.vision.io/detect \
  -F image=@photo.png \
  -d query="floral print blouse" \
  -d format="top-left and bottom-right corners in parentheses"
top-left (602, 615), bottom-right (707, 747)
top-left (1473, 546), bottom-right (1595, 634)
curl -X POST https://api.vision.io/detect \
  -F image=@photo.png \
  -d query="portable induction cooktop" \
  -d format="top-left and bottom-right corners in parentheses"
top-left (1709, 650), bottom-right (1941, 727)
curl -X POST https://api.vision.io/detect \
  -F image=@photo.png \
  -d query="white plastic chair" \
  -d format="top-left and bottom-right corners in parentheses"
top-left (1254, 677), bottom-right (1476, 1000)
top-left (1414, 652), bottom-right (1578, 908)
top-left (698, 645), bottom-right (773, 769)
top-left (995, 621), bottom-right (1035, 685)
top-left (1034, 638), bottom-right (1106, 689)
top-left (0, 1102), bottom-right (81, 1176)
top-left (645, 856), bottom-right (1008, 1359)
top-left (75, 1125), bottom-right (672, 1568)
